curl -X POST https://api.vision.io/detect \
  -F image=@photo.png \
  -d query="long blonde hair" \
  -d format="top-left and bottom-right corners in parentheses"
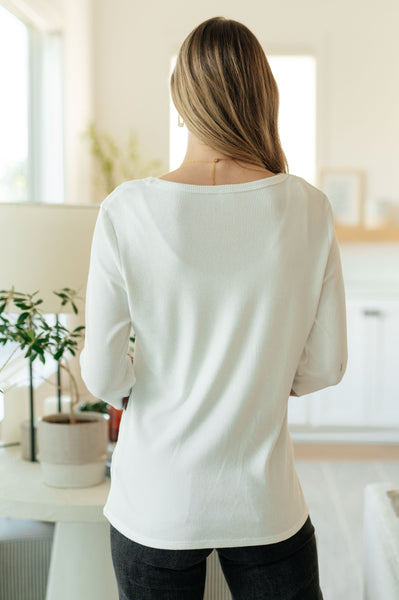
top-left (170, 16), bottom-right (289, 174)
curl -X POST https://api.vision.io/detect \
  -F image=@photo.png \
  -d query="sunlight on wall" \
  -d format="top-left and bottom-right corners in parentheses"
top-left (169, 54), bottom-right (316, 184)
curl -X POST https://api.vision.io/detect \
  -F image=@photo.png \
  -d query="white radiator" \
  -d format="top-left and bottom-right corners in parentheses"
top-left (0, 517), bottom-right (54, 600)
top-left (204, 550), bottom-right (232, 600)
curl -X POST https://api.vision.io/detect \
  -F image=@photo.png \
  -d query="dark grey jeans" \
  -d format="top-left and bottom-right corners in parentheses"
top-left (110, 514), bottom-right (323, 599)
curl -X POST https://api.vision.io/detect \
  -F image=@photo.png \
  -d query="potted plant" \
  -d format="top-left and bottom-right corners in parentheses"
top-left (0, 286), bottom-right (83, 459)
top-left (83, 122), bottom-right (165, 197)
top-left (0, 287), bottom-right (109, 487)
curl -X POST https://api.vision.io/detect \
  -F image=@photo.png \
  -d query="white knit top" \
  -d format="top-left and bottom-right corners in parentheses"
top-left (79, 173), bottom-right (348, 549)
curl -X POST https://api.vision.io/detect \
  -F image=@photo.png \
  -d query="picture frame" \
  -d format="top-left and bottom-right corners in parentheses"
top-left (318, 169), bottom-right (365, 227)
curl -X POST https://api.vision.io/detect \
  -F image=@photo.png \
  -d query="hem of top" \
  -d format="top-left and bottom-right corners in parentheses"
top-left (103, 506), bottom-right (310, 550)
top-left (143, 173), bottom-right (289, 193)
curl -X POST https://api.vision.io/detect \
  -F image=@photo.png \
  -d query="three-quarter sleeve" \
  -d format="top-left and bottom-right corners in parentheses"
top-left (79, 203), bottom-right (136, 409)
top-left (291, 203), bottom-right (348, 397)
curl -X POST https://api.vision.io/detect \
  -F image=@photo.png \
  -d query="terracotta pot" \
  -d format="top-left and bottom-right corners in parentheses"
top-left (37, 412), bottom-right (108, 488)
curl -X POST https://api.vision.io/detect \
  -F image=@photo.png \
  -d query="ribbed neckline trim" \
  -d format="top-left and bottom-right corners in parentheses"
top-left (145, 173), bottom-right (288, 193)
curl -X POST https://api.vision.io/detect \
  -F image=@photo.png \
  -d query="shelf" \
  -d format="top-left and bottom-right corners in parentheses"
top-left (335, 225), bottom-right (399, 242)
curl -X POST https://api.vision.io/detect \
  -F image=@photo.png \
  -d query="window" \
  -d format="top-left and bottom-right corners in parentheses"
top-left (169, 61), bottom-right (188, 172)
top-left (0, 3), bottom-right (64, 204)
top-left (169, 53), bottom-right (316, 184)
top-left (268, 54), bottom-right (316, 185)
top-left (0, 5), bottom-right (28, 202)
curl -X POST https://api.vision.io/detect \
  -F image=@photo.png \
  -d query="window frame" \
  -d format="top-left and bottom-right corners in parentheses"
top-left (0, 0), bottom-right (64, 204)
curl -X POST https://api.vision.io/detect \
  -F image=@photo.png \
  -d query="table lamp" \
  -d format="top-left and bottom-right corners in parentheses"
top-left (0, 202), bottom-right (100, 461)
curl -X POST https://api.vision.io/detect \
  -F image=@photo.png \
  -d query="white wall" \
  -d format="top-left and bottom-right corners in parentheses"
top-left (44, 0), bottom-right (94, 206)
top-left (91, 0), bottom-right (399, 217)
top-left (56, 0), bottom-right (94, 205)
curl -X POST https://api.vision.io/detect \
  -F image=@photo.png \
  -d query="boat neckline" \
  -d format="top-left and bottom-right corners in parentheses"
top-left (144, 173), bottom-right (289, 193)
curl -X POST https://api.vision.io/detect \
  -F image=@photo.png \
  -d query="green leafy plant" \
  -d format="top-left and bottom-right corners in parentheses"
top-left (79, 400), bottom-right (108, 414)
top-left (0, 287), bottom-right (85, 424)
top-left (83, 122), bottom-right (165, 195)
top-left (0, 287), bottom-right (136, 424)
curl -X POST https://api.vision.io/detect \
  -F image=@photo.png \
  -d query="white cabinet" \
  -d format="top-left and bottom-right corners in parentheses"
top-left (288, 294), bottom-right (399, 431)
top-left (364, 298), bottom-right (399, 426)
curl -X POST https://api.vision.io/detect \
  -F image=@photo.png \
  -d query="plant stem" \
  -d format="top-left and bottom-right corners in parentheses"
top-left (0, 345), bottom-right (20, 373)
top-left (59, 362), bottom-right (79, 424)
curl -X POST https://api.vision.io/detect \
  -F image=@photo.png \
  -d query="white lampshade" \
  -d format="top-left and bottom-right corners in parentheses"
top-left (0, 202), bottom-right (100, 313)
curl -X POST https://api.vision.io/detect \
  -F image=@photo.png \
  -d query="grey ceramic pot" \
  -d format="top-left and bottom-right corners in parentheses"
top-left (37, 412), bottom-right (108, 488)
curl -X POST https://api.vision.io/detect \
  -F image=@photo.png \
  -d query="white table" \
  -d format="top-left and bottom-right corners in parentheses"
top-left (0, 446), bottom-right (118, 600)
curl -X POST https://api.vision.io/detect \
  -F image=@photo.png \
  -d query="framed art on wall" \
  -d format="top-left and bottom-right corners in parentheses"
top-left (318, 169), bottom-right (365, 226)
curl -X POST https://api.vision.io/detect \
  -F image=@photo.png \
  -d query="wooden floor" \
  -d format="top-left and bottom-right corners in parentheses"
top-left (294, 451), bottom-right (399, 599)
top-left (293, 442), bottom-right (399, 461)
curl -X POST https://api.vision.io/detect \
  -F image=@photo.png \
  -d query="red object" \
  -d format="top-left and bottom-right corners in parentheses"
top-left (108, 405), bottom-right (123, 442)
top-left (108, 355), bottom-right (134, 441)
